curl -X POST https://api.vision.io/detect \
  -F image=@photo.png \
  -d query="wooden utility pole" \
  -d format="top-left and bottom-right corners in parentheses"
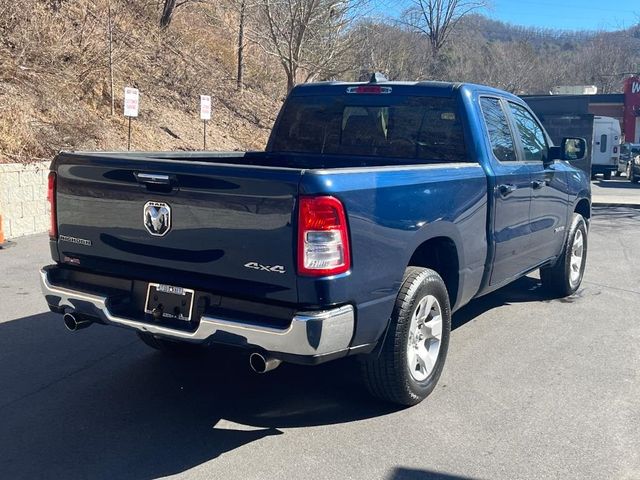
top-left (236, 0), bottom-right (246, 91)
top-left (107, 0), bottom-right (115, 115)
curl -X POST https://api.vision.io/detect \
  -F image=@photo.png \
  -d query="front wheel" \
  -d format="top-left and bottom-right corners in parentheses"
top-left (540, 213), bottom-right (588, 297)
top-left (360, 267), bottom-right (451, 406)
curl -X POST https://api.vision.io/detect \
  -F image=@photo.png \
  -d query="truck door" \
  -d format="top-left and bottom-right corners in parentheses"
top-left (506, 102), bottom-right (569, 265)
top-left (479, 97), bottom-right (537, 285)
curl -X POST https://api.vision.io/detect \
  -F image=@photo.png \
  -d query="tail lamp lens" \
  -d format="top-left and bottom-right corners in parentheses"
top-left (47, 172), bottom-right (57, 239)
top-left (297, 196), bottom-right (350, 276)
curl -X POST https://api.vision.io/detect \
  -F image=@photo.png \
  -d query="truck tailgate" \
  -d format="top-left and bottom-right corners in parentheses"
top-left (53, 153), bottom-right (301, 303)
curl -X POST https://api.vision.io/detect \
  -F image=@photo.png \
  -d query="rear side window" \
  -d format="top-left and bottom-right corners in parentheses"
top-left (508, 102), bottom-right (548, 161)
top-left (480, 97), bottom-right (516, 162)
top-left (270, 95), bottom-right (468, 163)
top-left (600, 134), bottom-right (607, 153)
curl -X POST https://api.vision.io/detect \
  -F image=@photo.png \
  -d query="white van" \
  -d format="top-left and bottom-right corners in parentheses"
top-left (591, 116), bottom-right (621, 180)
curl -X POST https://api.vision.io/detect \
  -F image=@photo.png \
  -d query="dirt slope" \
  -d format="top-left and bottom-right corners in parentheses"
top-left (0, 0), bottom-right (283, 164)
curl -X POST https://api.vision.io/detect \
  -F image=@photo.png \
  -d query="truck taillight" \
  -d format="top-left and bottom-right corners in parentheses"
top-left (47, 172), bottom-right (57, 239)
top-left (297, 196), bottom-right (350, 276)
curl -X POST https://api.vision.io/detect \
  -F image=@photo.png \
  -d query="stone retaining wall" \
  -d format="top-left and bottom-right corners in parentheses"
top-left (0, 161), bottom-right (51, 239)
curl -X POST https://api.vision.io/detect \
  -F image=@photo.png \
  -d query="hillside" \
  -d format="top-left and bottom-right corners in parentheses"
top-left (1, 1), bottom-right (638, 165)
top-left (0, 0), bottom-right (284, 164)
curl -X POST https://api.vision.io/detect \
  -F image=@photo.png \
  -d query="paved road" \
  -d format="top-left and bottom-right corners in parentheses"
top-left (0, 207), bottom-right (639, 480)
top-left (592, 176), bottom-right (640, 206)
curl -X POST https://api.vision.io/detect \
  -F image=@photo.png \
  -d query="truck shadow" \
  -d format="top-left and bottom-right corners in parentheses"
top-left (452, 275), bottom-right (557, 330)
top-left (592, 178), bottom-right (640, 189)
top-left (0, 277), bottom-right (557, 479)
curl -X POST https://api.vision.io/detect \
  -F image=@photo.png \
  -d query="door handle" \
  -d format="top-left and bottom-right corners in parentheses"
top-left (497, 184), bottom-right (517, 197)
top-left (532, 179), bottom-right (547, 189)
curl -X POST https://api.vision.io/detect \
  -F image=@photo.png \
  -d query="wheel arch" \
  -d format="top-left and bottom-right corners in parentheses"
top-left (407, 233), bottom-right (462, 310)
top-left (574, 196), bottom-right (591, 221)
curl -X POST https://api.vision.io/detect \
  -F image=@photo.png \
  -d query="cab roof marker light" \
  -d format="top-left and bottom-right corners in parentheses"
top-left (346, 86), bottom-right (392, 94)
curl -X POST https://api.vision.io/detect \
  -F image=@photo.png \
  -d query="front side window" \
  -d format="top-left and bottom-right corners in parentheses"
top-left (480, 97), bottom-right (517, 162)
top-left (270, 95), bottom-right (468, 163)
top-left (508, 102), bottom-right (548, 162)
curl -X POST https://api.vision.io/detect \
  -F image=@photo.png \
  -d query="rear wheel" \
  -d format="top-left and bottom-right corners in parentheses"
top-left (630, 165), bottom-right (639, 184)
top-left (603, 170), bottom-right (612, 180)
top-left (360, 267), bottom-right (451, 406)
top-left (540, 213), bottom-right (587, 297)
top-left (137, 332), bottom-right (204, 356)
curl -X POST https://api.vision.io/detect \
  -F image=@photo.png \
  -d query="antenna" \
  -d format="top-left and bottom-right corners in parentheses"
top-left (369, 72), bottom-right (388, 84)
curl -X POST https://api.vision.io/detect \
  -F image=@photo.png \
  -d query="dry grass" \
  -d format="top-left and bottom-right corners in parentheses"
top-left (0, 0), bottom-right (283, 164)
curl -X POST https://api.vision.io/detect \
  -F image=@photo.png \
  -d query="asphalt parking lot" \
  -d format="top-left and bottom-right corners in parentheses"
top-left (0, 207), bottom-right (639, 480)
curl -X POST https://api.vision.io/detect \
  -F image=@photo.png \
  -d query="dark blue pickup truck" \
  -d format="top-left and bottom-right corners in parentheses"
top-left (41, 77), bottom-right (591, 406)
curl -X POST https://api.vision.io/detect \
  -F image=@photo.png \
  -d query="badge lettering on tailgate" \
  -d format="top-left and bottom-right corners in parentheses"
top-left (244, 262), bottom-right (286, 274)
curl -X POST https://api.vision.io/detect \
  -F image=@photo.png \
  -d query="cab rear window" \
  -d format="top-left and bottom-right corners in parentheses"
top-left (270, 95), bottom-right (468, 163)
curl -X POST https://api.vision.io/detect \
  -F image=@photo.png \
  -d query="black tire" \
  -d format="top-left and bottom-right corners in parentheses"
top-left (630, 166), bottom-right (639, 184)
top-left (614, 170), bottom-right (622, 177)
top-left (540, 213), bottom-right (588, 297)
top-left (360, 267), bottom-right (451, 406)
top-left (603, 171), bottom-right (612, 180)
top-left (137, 332), bottom-right (204, 356)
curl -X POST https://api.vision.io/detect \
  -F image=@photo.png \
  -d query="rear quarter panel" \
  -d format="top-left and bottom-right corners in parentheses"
top-left (299, 164), bottom-right (488, 346)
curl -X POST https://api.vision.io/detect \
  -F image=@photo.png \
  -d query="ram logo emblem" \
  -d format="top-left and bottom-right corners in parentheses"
top-left (144, 201), bottom-right (171, 237)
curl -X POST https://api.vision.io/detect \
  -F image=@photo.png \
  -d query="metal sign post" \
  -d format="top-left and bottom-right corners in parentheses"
top-left (124, 87), bottom-right (139, 151)
top-left (127, 117), bottom-right (132, 151)
top-left (200, 95), bottom-right (212, 150)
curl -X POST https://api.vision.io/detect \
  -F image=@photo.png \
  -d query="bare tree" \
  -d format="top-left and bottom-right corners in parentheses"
top-left (402, 0), bottom-right (484, 63)
top-left (350, 21), bottom-right (430, 80)
top-left (160, 0), bottom-right (201, 29)
top-left (254, 0), bottom-right (368, 92)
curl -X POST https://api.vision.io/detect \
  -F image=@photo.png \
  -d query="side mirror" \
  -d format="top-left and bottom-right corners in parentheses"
top-left (548, 137), bottom-right (587, 165)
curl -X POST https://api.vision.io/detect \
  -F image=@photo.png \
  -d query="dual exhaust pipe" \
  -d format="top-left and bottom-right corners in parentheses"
top-left (62, 312), bottom-right (282, 373)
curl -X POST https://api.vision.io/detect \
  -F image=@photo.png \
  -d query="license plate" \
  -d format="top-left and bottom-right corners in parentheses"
top-left (145, 283), bottom-right (195, 322)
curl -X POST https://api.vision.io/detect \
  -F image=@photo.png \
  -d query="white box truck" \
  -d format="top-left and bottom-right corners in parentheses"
top-left (591, 116), bottom-right (621, 180)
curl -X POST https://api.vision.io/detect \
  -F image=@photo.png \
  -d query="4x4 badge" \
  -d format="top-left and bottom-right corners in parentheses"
top-left (244, 262), bottom-right (286, 274)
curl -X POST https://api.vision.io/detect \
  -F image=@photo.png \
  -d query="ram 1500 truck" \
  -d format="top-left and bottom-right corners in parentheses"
top-left (41, 77), bottom-right (591, 406)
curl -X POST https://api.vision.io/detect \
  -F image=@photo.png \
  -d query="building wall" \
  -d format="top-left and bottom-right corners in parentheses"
top-left (0, 161), bottom-right (51, 239)
top-left (588, 104), bottom-right (624, 130)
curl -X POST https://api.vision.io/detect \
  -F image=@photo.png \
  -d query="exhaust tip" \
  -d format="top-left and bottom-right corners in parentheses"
top-left (63, 313), bottom-right (78, 331)
top-left (63, 312), bottom-right (92, 332)
top-left (249, 352), bottom-right (281, 374)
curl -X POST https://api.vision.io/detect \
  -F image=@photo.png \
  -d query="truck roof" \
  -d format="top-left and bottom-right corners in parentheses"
top-left (290, 80), bottom-right (523, 103)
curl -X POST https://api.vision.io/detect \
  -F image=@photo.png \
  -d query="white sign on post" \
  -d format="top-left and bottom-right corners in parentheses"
top-left (124, 87), bottom-right (139, 117)
top-left (200, 95), bottom-right (212, 121)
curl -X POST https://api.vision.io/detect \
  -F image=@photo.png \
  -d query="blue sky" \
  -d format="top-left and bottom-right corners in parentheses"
top-left (381, 0), bottom-right (639, 31)
top-left (486, 0), bottom-right (638, 31)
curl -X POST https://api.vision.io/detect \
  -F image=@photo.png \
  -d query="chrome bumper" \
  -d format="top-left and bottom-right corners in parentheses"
top-left (40, 269), bottom-right (355, 357)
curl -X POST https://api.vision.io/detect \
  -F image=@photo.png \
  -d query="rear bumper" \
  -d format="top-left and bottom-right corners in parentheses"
top-left (40, 268), bottom-right (355, 361)
top-left (592, 164), bottom-right (617, 174)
